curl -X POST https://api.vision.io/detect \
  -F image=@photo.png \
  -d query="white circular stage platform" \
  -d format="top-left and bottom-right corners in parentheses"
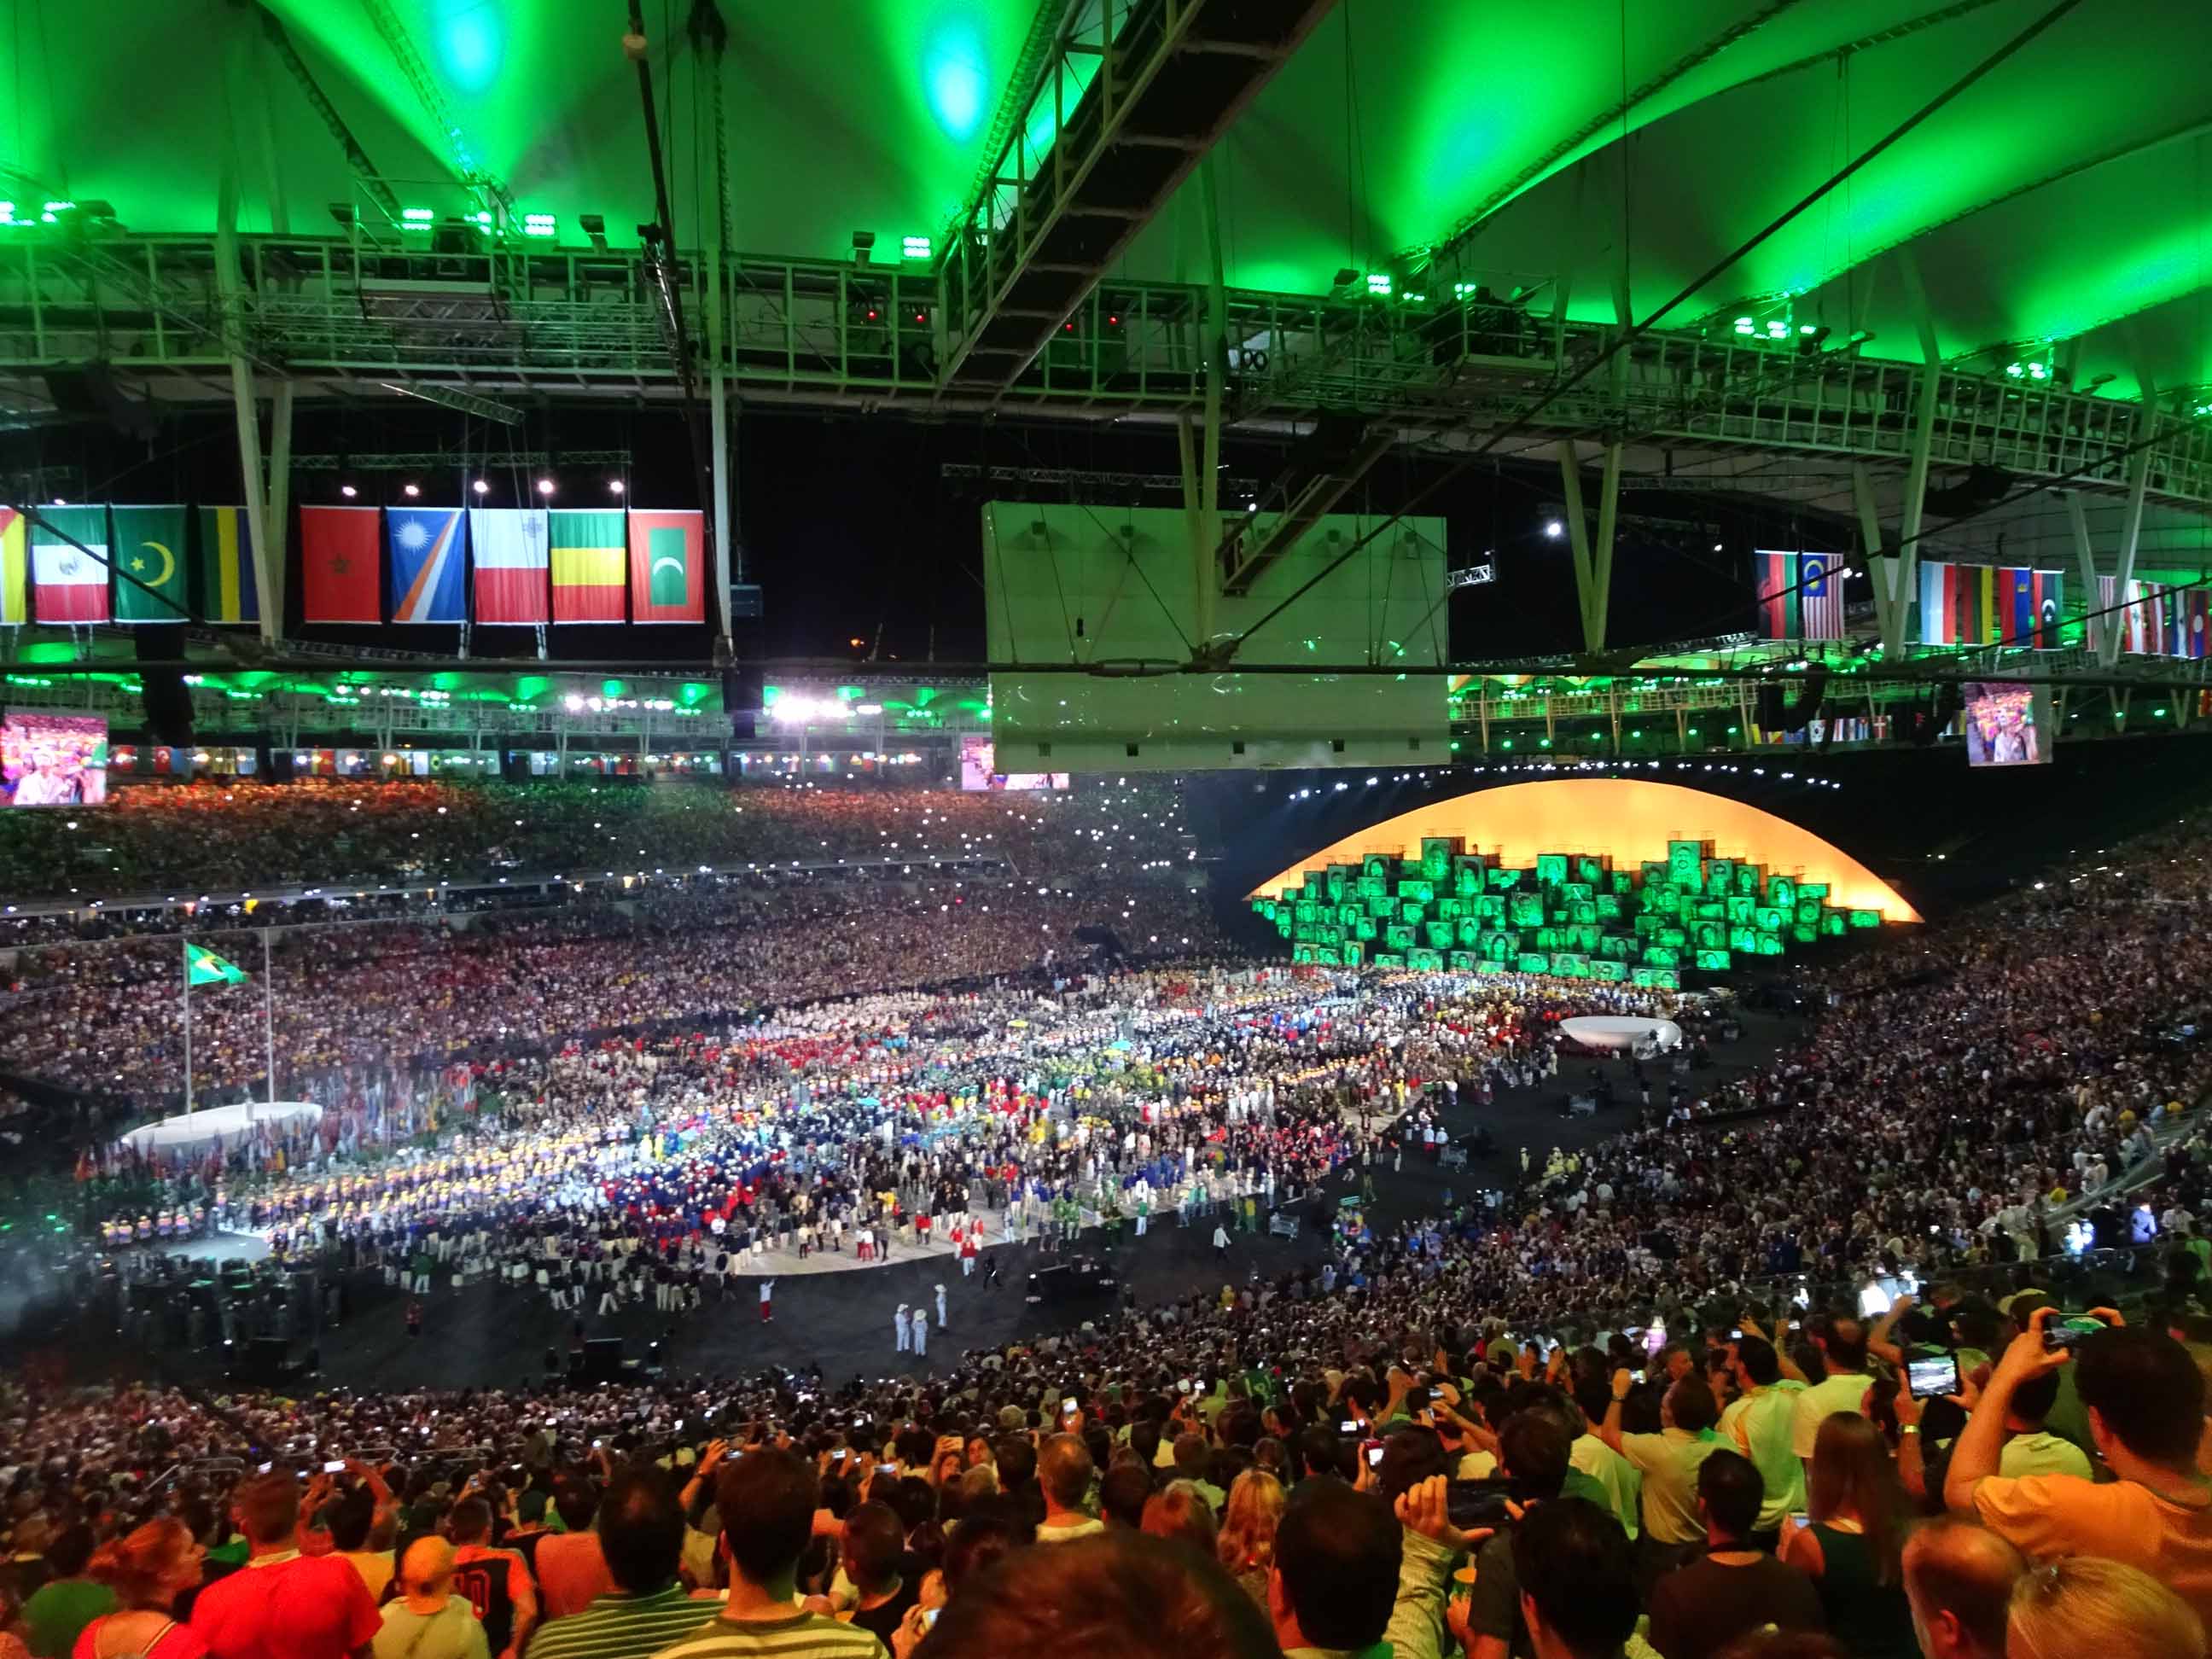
top-left (121, 1100), bottom-right (320, 1155)
top-left (1560, 1016), bottom-right (1683, 1056)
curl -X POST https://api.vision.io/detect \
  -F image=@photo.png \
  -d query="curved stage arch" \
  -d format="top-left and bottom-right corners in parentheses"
top-left (1247, 778), bottom-right (1919, 923)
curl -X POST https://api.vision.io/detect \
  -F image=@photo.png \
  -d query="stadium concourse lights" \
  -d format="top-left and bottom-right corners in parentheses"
top-left (472, 478), bottom-right (489, 496)
top-left (536, 477), bottom-right (556, 498)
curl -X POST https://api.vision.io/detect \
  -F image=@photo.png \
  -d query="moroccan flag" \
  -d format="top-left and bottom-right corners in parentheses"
top-left (197, 507), bottom-right (260, 624)
top-left (469, 508), bottom-right (549, 625)
top-left (111, 504), bottom-right (191, 623)
top-left (386, 506), bottom-right (468, 623)
top-left (0, 507), bottom-right (25, 624)
top-left (549, 509), bottom-right (626, 623)
top-left (185, 941), bottom-right (247, 986)
top-left (2003, 568), bottom-right (2063, 649)
top-left (627, 509), bottom-right (706, 624)
top-left (300, 505), bottom-right (382, 623)
top-left (30, 504), bottom-right (111, 624)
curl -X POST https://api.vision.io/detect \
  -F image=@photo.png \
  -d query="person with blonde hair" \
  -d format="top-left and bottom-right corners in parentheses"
top-left (1214, 1470), bottom-right (1284, 1609)
top-left (2005, 1557), bottom-right (2206, 1659)
top-left (74, 1520), bottom-right (205, 1659)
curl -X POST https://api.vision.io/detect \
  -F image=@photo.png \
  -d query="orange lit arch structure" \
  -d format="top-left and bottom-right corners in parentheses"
top-left (1248, 779), bottom-right (1919, 922)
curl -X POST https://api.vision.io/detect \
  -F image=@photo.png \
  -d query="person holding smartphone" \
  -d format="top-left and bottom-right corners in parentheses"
top-left (1941, 1308), bottom-right (2212, 1627)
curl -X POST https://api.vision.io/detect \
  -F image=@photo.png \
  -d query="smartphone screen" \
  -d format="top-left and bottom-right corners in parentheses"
top-left (323, 1460), bottom-right (346, 1474)
top-left (1365, 1446), bottom-right (1385, 1468)
top-left (1906, 1354), bottom-right (1961, 1400)
top-left (1340, 1419), bottom-right (1358, 1435)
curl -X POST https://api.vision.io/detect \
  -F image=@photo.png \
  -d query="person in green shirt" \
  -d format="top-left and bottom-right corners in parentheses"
top-left (22, 1526), bottom-right (116, 1659)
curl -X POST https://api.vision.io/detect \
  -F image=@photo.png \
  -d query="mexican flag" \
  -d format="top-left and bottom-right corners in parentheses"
top-left (111, 505), bottom-right (191, 622)
top-left (186, 942), bottom-right (248, 986)
top-left (31, 504), bottom-right (111, 623)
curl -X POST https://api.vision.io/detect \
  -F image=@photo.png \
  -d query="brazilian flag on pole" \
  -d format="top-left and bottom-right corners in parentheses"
top-left (186, 942), bottom-right (248, 986)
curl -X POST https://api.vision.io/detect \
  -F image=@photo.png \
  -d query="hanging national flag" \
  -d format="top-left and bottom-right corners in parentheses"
top-left (301, 505), bottom-right (383, 623)
top-left (469, 508), bottom-right (549, 625)
top-left (197, 507), bottom-right (261, 625)
top-left (1753, 550), bottom-right (1843, 640)
top-left (111, 504), bottom-right (191, 623)
top-left (386, 506), bottom-right (468, 623)
top-left (2098, 575), bottom-right (2156, 655)
top-left (1918, 562), bottom-right (2001, 647)
top-left (2185, 589), bottom-right (2211, 661)
top-left (30, 504), bottom-right (112, 624)
top-left (186, 941), bottom-right (248, 986)
top-left (2002, 568), bottom-right (2064, 649)
top-left (0, 506), bottom-right (25, 624)
top-left (627, 508), bottom-right (706, 624)
top-left (549, 509), bottom-right (626, 623)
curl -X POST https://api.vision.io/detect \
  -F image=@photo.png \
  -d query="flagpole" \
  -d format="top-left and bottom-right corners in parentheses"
top-left (182, 938), bottom-right (194, 1121)
top-left (262, 925), bottom-right (275, 1116)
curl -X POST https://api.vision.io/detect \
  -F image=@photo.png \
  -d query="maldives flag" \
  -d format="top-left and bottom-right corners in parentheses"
top-left (627, 509), bottom-right (706, 624)
top-left (386, 507), bottom-right (468, 623)
top-left (300, 505), bottom-right (382, 623)
top-left (30, 504), bottom-right (111, 623)
top-left (469, 508), bottom-right (549, 625)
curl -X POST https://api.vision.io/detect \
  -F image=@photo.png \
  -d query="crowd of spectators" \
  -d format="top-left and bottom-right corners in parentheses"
top-left (0, 777), bottom-right (1198, 904)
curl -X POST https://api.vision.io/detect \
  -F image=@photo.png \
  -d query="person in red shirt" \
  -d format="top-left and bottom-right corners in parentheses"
top-left (446, 1499), bottom-right (535, 1659)
top-left (191, 1473), bottom-right (378, 1659)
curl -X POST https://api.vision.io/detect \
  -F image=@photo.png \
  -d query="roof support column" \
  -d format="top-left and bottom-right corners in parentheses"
top-left (1557, 440), bottom-right (1621, 654)
top-left (218, 10), bottom-right (282, 646)
top-left (2063, 491), bottom-right (2101, 657)
top-left (1186, 155), bottom-right (1227, 655)
top-left (2100, 369), bottom-right (2158, 667)
top-left (1851, 463), bottom-right (1898, 648)
top-left (1889, 250), bottom-right (1941, 661)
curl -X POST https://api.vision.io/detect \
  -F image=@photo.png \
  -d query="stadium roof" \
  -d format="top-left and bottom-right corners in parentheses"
top-left (13, 0), bottom-right (2206, 400)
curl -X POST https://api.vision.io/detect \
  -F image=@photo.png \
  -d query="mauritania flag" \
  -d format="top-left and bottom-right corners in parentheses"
top-left (197, 507), bottom-right (260, 625)
top-left (627, 508), bottom-right (705, 624)
top-left (31, 504), bottom-right (111, 624)
top-left (186, 941), bottom-right (248, 986)
top-left (111, 504), bottom-right (190, 623)
top-left (1754, 550), bottom-right (1843, 640)
top-left (387, 506), bottom-right (468, 624)
top-left (549, 509), bottom-right (626, 623)
top-left (0, 506), bottom-right (26, 624)
top-left (468, 507), bottom-right (549, 625)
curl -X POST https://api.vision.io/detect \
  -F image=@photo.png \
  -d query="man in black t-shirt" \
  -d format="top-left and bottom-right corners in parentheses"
top-left (1645, 1451), bottom-right (1824, 1659)
top-left (840, 1503), bottom-right (917, 1646)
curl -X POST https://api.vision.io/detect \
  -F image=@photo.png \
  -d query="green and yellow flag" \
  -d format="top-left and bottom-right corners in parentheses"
top-left (186, 942), bottom-right (248, 986)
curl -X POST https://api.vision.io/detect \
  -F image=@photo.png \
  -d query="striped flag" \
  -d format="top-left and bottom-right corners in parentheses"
top-left (549, 509), bottom-right (626, 623)
top-left (2098, 575), bottom-right (2159, 655)
top-left (300, 505), bottom-right (383, 623)
top-left (197, 508), bottom-right (260, 624)
top-left (468, 508), bottom-right (549, 624)
top-left (0, 506), bottom-right (25, 624)
top-left (1754, 550), bottom-right (1844, 640)
top-left (386, 506), bottom-right (468, 623)
top-left (1919, 562), bottom-right (2000, 646)
top-left (2002, 568), bottom-right (2064, 649)
top-left (627, 509), bottom-right (706, 624)
top-left (30, 505), bottom-right (111, 624)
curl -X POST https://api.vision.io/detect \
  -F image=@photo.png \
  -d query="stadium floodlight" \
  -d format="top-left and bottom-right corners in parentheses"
top-left (1544, 520), bottom-right (1564, 539)
top-left (522, 213), bottom-right (556, 238)
top-left (608, 479), bottom-right (626, 496)
top-left (536, 477), bottom-right (556, 498)
top-left (400, 207), bottom-right (434, 229)
top-left (579, 213), bottom-right (608, 251)
top-left (1732, 317), bottom-right (1755, 335)
top-left (1365, 272), bottom-right (1391, 296)
top-left (2005, 362), bottom-right (2025, 377)
top-left (401, 481), bottom-right (421, 498)
top-left (471, 479), bottom-right (489, 496)
top-left (852, 230), bottom-right (876, 265)
top-left (901, 235), bottom-right (932, 259)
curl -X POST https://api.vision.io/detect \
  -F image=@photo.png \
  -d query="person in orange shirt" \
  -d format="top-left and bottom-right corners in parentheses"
top-left (1946, 1307), bottom-right (2212, 1631)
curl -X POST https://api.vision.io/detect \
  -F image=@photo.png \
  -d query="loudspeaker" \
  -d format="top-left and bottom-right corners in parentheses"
top-left (1779, 667), bottom-right (1827, 734)
top-left (579, 1336), bottom-right (628, 1383)
top-left (135, 632), bottom-right (194, 747)
top-left (261, 745), bottom-right (294, 783)
top-left (42, 362), bottom-right (159, 442)
top-left (724, 665), bottom-right (764, 742)
top-left (500, 749), bottom-right (530, 782)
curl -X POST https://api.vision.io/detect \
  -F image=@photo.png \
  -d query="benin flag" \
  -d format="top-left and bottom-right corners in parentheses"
top-left (185, 941), bottom-right (248, 986)
top-left (0, 507), bottom-right (25, 624)
top-left (197, 507), bottom-right (260, 624)
top-left (549, 509), bottom-right (626, 623)
top-left (627, 509), bottom-right (705, 624)
top-left (31, 504), bottom-right (111, 624)
top-left (301, 505), bottom-right (383, 623)
top-left (112, 505), bottom-right (191, 623)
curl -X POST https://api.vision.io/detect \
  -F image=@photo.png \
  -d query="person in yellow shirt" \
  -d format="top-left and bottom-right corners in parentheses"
top-left (1945, 1308), bottom-right (2212, 1632)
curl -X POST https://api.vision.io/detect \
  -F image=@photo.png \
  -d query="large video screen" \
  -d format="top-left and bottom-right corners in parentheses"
top-left (959, 734), bottom-right (1068, 793)
top-left (1961, 681), bottom-right (2052, 767)
top-left (3, 711), bottom-right (108, 806)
